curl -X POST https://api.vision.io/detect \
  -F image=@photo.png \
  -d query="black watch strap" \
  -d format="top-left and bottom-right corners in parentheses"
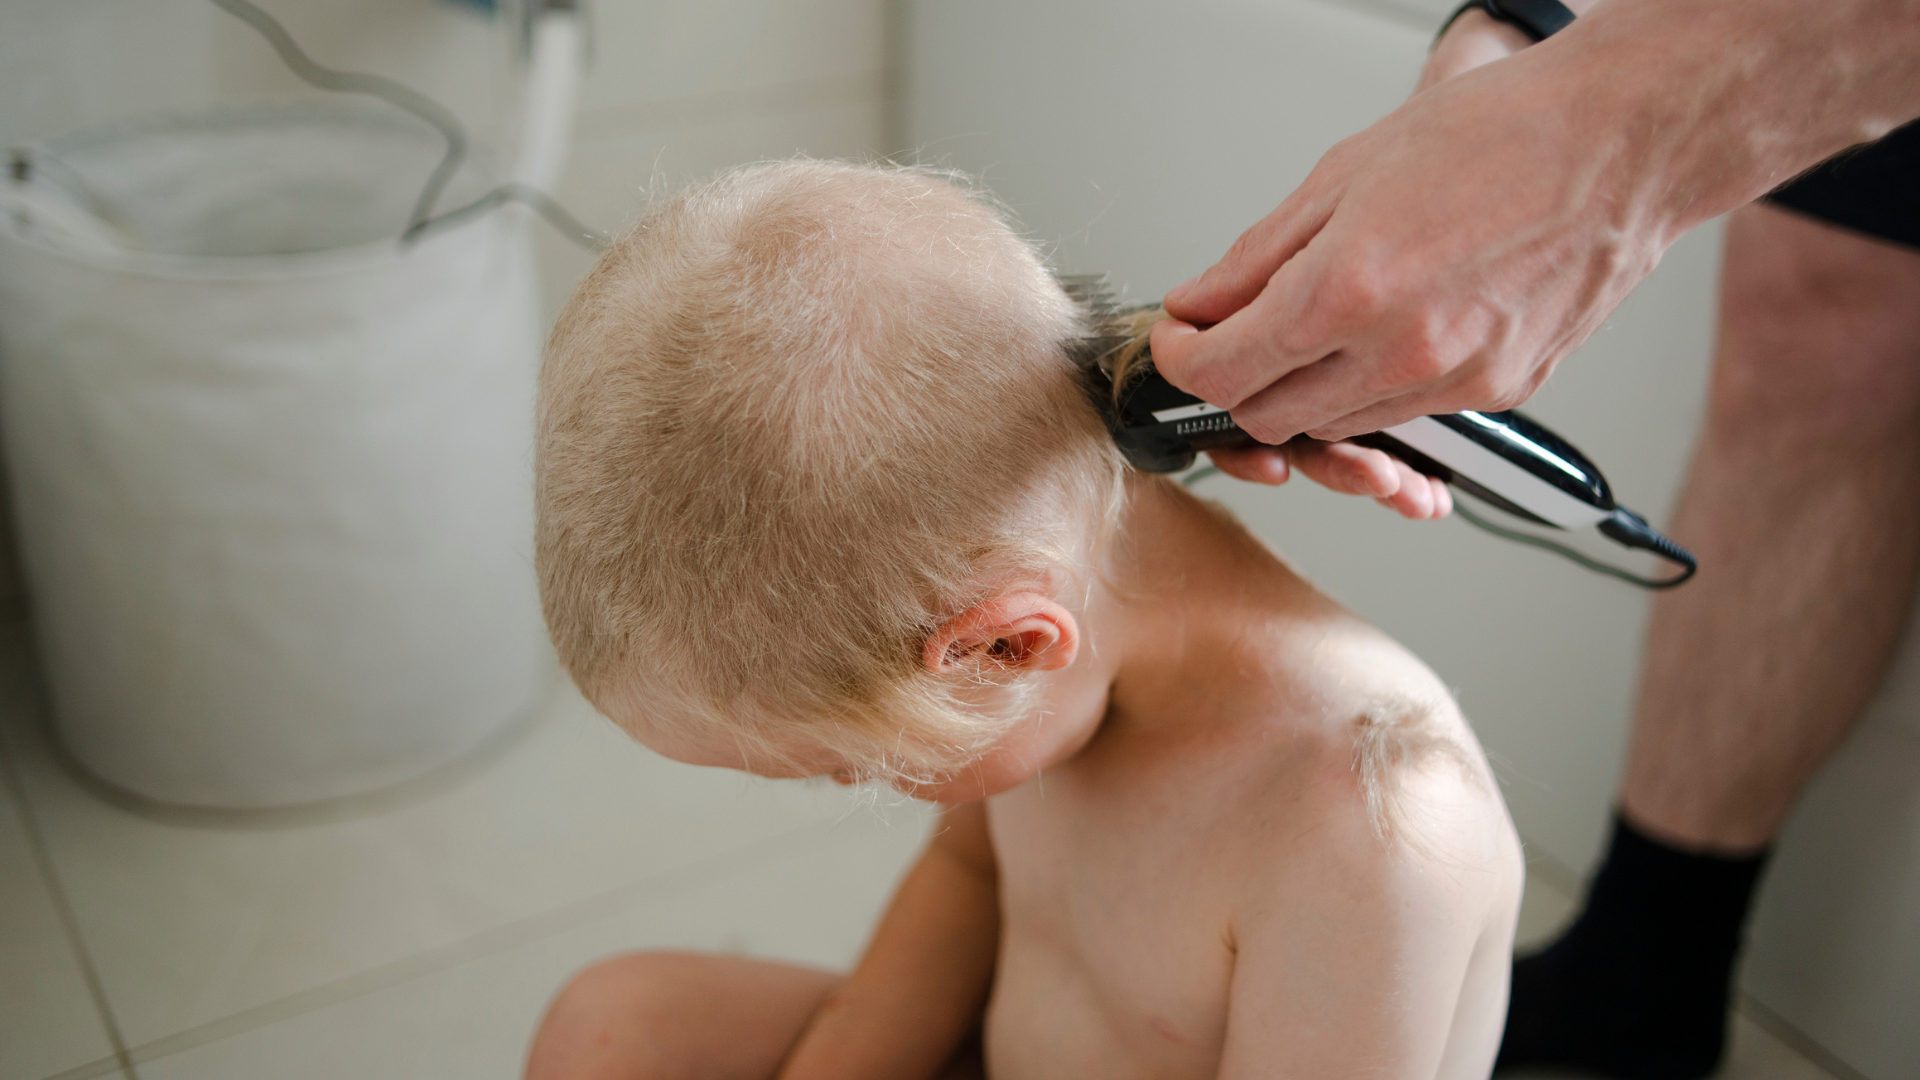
top-left (1437, 0), bottom-right (1576, 44)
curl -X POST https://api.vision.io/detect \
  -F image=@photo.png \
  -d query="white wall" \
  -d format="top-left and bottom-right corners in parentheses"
top-left (903, 1), bottom-right (1915, 1077)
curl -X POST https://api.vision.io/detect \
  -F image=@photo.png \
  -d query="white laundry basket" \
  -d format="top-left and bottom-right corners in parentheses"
top-left (0, 17), bottom-right (582, 809)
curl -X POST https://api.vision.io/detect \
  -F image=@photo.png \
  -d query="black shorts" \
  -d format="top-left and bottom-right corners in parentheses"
top-left (1764, 118), bottom-right (1920, 250)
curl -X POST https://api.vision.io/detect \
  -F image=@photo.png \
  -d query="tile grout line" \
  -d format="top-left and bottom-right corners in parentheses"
top-left (1736, 992), bottom-right (1871, 1080)
top-left (0, 731), bottom-right (140, 1080)
top-left (114, 813), bottom-right (870, 1068)
top-left (1515, 832), bottom-right (1583, 899)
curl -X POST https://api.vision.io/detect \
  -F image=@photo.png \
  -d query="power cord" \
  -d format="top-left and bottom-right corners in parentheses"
top-left (1182, 462), bottom-right (1696, 589)
top-left (1454, 499), bottom-right (1697, 589)
top-left (210, 0), bottom-right (610, 252)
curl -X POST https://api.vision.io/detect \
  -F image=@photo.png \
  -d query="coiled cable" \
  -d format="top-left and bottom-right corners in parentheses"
top-left (211, 0), bottom-right (609, 252)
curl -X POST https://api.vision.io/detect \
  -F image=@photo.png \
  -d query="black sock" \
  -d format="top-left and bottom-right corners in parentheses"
top-left (1496, 812), bottom-right (1770, 1080)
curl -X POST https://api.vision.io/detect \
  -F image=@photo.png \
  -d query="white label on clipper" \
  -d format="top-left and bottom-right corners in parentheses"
top-left (1151, 402), bottom-right (1229, 423)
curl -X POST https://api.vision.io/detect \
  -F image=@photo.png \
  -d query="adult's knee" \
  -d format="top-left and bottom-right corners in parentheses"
top-left (1709, 203), bottom-right (1920, 442)
top-left (525, 952), bottom-right (711, 1080)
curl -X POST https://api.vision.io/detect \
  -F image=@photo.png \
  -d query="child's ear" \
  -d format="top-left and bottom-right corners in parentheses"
top-left (924, 592), bottom-right (1080, 674)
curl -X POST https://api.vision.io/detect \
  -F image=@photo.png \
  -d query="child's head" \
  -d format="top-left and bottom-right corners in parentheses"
top-left (536, 160), bottom-right (1125, 788)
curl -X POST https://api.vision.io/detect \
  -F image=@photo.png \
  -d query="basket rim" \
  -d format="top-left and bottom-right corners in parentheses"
top-left (4, 95), bottom-right (511, 279)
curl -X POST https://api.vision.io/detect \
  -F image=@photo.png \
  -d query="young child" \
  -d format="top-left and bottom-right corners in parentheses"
top-left (526, 159), bottom-right (1522, 1080)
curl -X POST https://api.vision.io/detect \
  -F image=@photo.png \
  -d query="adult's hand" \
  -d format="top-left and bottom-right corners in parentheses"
top-left (1152, 0), bottom-right (1920, 501)
top-left (1197, 9), bottom-right (1529, 517)
top-left (1155, 5), bottom-right (1650, 450)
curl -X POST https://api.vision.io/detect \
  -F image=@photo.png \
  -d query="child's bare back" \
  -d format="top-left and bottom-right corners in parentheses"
top-left (526, 160), bottom-right (1521, 1080)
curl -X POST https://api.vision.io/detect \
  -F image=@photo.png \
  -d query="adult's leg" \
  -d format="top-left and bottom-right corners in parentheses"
top-left (524, 952), bottom-right (837, 1080)
top-left (1500, 202), bottom-right (1920, 1080)
top-left (1624, 203), bottom-right (1920, 849)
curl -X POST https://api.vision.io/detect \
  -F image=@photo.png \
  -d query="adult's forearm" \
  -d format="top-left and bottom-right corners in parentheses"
top-left (1153, 0), bottom-right (1919, 444)
top-left (1554, 0), bottom-right (1920, 237)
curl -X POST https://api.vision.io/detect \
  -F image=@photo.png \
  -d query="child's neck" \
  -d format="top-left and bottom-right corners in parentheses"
top-left (1090, 475), bottom-right (1334, 749)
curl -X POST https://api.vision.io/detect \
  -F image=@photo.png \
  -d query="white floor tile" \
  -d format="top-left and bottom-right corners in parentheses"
top-left (134, 811), bottom-right (926, 1079)
top-left (132, 845), bottom-right (1844, 1080)
top-left (0, 752), bottom-right (117, 1080)
top-left (0, 625), bottom-right (922, 1052)
top-left (1720, 1013), bottom-right (1846, 1080)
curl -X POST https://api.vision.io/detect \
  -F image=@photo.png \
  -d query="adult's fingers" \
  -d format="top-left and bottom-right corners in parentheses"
top-left (1286, 439), bottom-right (1398, 499)
top-left (1302, 391), bottom-right (1436, 444)
top-left (1222, 331), bottom-right (1417, 445)
top-left (1162, 185), bottom-right (1339, 327)
top-left (1375, 458), bottom-right (1453, 519)
top-left (1150, 269), bottom-right (1334, 415)
top-left (1205, 445), bottom-right (1292, 485)
top-left (1292, 440), bottom-right (1449, 520)
top-left (1206, 440), bottom-right (1405, 498)
top-left (1208, 439), bottom-right (1454, 520)
top-left (1301, 345), bottom-right (1555, 442)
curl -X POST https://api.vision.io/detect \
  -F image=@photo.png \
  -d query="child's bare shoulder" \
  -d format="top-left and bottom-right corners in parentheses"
top-left (1216, 611), bottom-right (1520, 915)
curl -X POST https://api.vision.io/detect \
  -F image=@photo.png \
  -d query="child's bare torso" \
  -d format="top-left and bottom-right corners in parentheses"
top-left (980, 596), bottom-right (1522, 1080)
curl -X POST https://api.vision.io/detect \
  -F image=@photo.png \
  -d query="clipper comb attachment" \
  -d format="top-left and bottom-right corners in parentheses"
top-left (1057, 272), bottom-right (1257, 473)
top-left (1057, 274), bottom-right (1133, 377)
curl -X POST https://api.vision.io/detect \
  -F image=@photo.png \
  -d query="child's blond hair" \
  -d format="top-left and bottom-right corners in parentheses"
top-left (536, 160), bottom-right (1125, 781)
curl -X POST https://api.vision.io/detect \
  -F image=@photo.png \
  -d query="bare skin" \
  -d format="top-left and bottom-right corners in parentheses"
top-left (1622, 203), bottom-right (1920, 852)
top-left (1208, 8), bottom-right (1920, 856)
top-left (526, 476), bottom-right (1522, 1080)
top-left (1151, 0), bottom-right (1920, 445)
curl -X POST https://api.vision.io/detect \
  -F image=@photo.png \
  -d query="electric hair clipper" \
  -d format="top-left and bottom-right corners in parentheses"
top-left (1060, 275), bottom-right (1696, 589)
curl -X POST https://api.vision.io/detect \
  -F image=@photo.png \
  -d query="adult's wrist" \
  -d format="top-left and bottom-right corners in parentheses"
top-left (1435, 10), bottom-right (1533, 56)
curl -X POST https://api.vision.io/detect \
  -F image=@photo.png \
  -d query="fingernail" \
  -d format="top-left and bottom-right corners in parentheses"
top-left (1165, 277), bottom-right (1197, 306)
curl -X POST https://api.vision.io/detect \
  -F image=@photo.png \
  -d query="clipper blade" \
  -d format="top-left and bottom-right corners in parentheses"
top-left (1055, 271), bottom-right (1251, 473)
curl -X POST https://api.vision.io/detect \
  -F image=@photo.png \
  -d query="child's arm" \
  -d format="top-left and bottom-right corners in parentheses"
top-left (778, 800), bottom-right (999, 1080)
